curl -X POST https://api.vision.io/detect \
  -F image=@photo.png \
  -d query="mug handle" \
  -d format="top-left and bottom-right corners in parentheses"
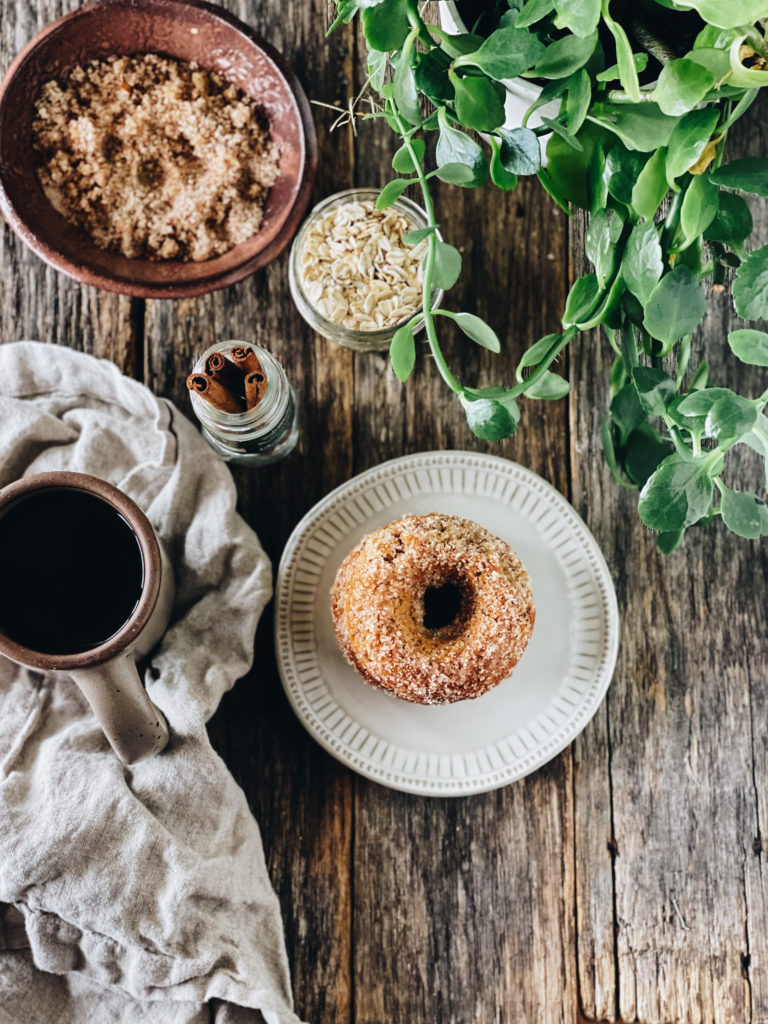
top-left (70, 655), bottom-right (170, 764)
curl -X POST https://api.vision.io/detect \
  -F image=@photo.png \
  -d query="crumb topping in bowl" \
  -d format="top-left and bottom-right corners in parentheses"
top-left (31, 53), bottom-right (280, 261)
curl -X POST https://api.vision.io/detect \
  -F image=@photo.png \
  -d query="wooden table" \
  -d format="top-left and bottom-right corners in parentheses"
top-left (2, 3), bottom-right (767, 1022)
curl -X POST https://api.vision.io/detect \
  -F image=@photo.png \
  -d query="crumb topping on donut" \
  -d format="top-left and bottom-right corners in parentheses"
top-left (331, 513), bottom-right (535, 705)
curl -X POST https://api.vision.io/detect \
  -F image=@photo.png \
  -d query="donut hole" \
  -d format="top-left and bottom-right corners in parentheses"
top-left (416, 571), bottom-right (475, 641)
top-left (423, 582), bottom-right (464, 630)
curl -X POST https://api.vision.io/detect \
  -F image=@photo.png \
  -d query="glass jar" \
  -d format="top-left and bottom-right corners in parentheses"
top-left (288, 187), bottom-right (443, 353)
top-left (189, 341), bottom-right (299, 467)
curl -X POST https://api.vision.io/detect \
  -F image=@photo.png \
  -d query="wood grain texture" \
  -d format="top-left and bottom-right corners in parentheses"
top-left (141, 4), bottom-right (357, 1022)
top-left (3, 0), bottom-right (768, 1021)
top-left (570, 97), bottom-right (768, 1024)
top-left (345, 15), bottom-right (577, 1017)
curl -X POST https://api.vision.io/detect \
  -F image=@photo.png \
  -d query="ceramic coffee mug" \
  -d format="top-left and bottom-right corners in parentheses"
top-left (0, 472), bottom-right (174, 763)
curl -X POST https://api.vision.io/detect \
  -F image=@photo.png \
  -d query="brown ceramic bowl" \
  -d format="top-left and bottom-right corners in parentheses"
top-left (0, 0), bottom-right (316, 298)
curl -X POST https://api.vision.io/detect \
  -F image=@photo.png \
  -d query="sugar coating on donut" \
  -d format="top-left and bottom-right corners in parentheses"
top-left (331, 513), bottom-right (535, 705)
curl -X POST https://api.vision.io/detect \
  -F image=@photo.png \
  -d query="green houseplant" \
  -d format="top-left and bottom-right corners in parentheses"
top-left (331, 0), bottom-right (768, 550)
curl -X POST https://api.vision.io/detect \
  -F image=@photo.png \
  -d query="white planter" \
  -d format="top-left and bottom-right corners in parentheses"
top-left (440, 0), bottom-right (560, 141)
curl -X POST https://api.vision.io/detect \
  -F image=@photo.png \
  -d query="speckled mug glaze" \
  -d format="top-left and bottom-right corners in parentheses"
top-left (0, 473), bottom-right (174, 764)
top-left (0, 0), bottom-right (316, 297)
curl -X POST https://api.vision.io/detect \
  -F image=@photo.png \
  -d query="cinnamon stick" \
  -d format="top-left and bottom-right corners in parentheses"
top-left (204, 351), bottom-right (246, 393)
top-left (245, 369), bottom-right (268, 410)
top-left (186, 373), bottom-right (244, 414)
top-left (230, 345), bottom-right (263, 375)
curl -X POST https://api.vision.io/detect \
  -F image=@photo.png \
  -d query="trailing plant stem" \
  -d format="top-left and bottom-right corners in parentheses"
top-left (391, 105), bottom-right (463, 395)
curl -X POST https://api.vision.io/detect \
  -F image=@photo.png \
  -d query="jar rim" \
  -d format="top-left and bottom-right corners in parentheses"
top-left (288, 187), bottom-right (443, 343)
top-left (189, 341), bottom-right (289, 437)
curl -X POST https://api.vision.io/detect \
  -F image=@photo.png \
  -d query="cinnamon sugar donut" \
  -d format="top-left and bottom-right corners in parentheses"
top-left (331, 513), bottom-right (535, 705)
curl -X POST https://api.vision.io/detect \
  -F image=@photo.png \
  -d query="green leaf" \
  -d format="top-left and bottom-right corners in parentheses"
top-left (367, 48), bottom-right (388, 92)
top-left (498, 127), bottom-right (541, 175)
top-left (709, 158), bottom-right (768, 198)
top-left (515, 0), bottom-right (556, 27)
top-left (602, 13), bottom-right (641, 101)
top-left (588, 103), bottom-right (681, 152)
top-left (728, 329), bottom-right (768, 367)
top-left (632, 148), bottom-right (669, 219)
top-left (545, 120), bottom-right (610, 211)
top-left (657, 528), bottom-right (686, 554)
top-left (564, 273), bottom-right (601, 325)
top-left (516, 333), bottom-right (561, 379)
top-left (434, 162), bottom-right (478, 185)
top-left (691, 361), bottom-right (710, 390)
top-left (460, 394), bottom-right (520, 441)
top-left (525, 370), bottom-right (570, 399)
top-left (360, 0), bottom-right (410, 51)
top-left (531, 30), bottom-right (598, 79)
top-left (719, 486), bottom-right (768, 539)
top-left (586, 209), bottom-right (620, 289)
top-left (670, 0), bottom-right (768, 30)
top-left (704, 394), bottom-right (758, 447)
top-left (453, 75), bottom-right (506, 132)
top-left (654, 58), bottom-right (715, 116)
top-left (624, 424), bottom-right (675, 487)
top-left (622, 222), bottom-right (663, 306)
top-left (675, 236), bottom-right (704, 275)
top-left (435, 109), bottom-right (488, 187)
top-left (601, 414), bottom-right (631, 487)
top-left (413, 48), bottom-right (453, 104)
top-left (604, 144), bottom-right (647, 205)
top-left (456, 25), bottom-right (546, 80)
top-left (685, 47), bottom-right (731, 80)
top-left (678, 175), bottom-right (719, 250)
top-left (643, 266), bottom-right (707, 353)
top-left (677, 387), bottom-right (736, 416)
top-left (453, 312), bottom-right (501, 353)
top-left (733, 245), bottom-right (768, 320)
top-left (610, 381), bottom-right (645, 443)
top-left (665, 108), bottom-right (720, 183)
top-left (392, 138), bottom-right (425, 174)
top-left (704, 192), bottom-right (753, 246)
top-left (564, 69), bottom-right (592, 133)
top-left (489, 137), bottom-right (519, 190)
top-left (434, 30), bottom-right (484, 59)
top-left (432, 241), bottom-right (462, 291)
top-left (693, 24), bottom-right (737, 49)
top-left (403, 225), bottom-right (437, 245)
top-left (390, 321), bottom-right (416, 381)
top-left (638, 454), bottom-right (715, 531)
top-left (393, 52), bottom-right (421, 126)
top-left (553, 0), bottom-right (600, 37)
top-left (540, 117), bottom-right (584, 152)
top-left (632, 366), bottom-right (676, 417)
top-left (596, 53), bottom-right (648, 82)
top-left (376, 178), bottom-right (411, 209)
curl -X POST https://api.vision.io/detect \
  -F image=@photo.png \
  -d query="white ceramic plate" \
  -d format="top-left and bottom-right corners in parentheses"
top-left (275, 451), bottom-right (619, 796)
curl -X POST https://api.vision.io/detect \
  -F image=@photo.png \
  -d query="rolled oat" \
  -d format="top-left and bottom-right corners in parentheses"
top-left (297, 199), bottom-right (426, 331)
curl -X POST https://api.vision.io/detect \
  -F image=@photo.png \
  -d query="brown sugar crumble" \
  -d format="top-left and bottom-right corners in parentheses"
top-left (31, 53), bottom-right (280, 261)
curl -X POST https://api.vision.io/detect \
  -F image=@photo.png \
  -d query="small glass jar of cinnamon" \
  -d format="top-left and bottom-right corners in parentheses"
top-left (187, 341), bottom-right (299, 466)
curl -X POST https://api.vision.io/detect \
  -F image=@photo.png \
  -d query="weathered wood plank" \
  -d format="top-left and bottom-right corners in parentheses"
top-left (346, 17), bottom-right (578, 1019)
top-left (141, 4), bottom-right (356, 1022)
top-left (571, 97), bottom-right (768, 1023)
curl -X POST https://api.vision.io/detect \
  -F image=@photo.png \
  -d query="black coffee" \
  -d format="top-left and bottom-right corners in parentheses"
top-left (0, 488), bottom-right (144, 655)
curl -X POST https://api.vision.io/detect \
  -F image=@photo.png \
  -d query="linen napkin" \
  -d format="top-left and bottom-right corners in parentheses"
top-left (0, 341), bottom-right (305, 1024)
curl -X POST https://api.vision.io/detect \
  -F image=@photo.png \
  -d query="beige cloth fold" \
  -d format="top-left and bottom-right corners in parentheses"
top-left (0, 342), bottom-right (305, 1024)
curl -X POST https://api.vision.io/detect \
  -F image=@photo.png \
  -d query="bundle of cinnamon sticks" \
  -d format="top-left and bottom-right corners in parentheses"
top-left (187, 345), bottom-right (267, 414)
